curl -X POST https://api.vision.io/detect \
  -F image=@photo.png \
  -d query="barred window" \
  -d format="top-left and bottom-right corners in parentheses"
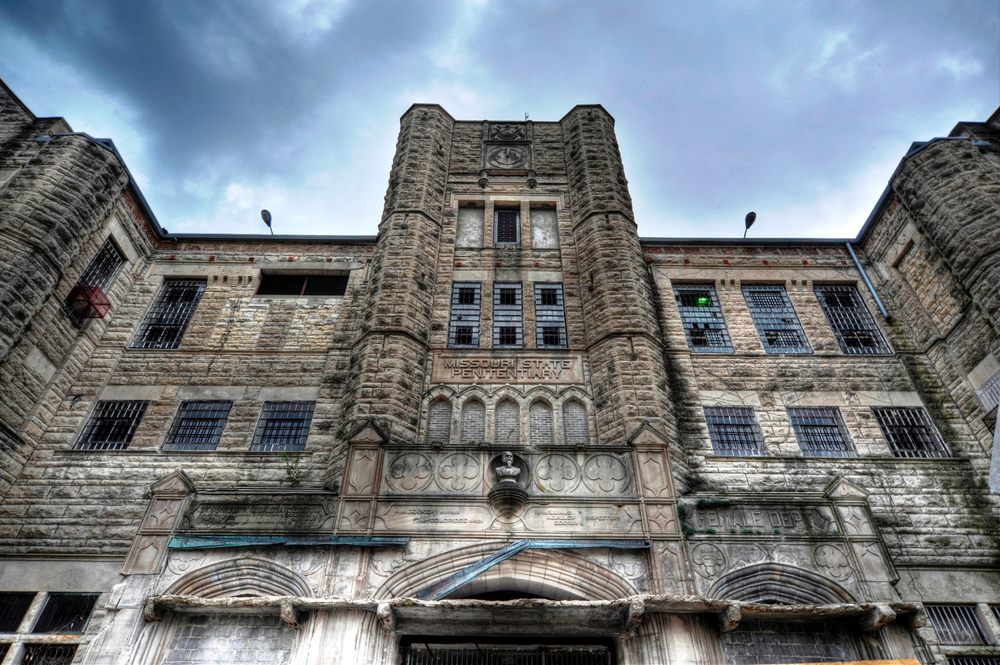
top-left (33, 593), bottom-right (100, 633)
top-left (496, 399), bottom-right (520, 446)
top-left (529, 401), bottom-right (554, 446)
top-left (743, 285), bottom-right (810, 354)
top-left (873, 407), bottom-right (950, 458)
top-left (563, 400), bottom-right (589, 446)
top-left (22, 645), bottom-right (78, 665)
top-left (65, 238), bottom-right (126, 326)
top-left (75, 400), bottom-right (148, 451)
top-left (0, 593), bottom-right (33, 631)
top-left (131, 279), bottom-right (207, 350)
top-left (250, 401), bottom-right (314, 452)
top-left (705, 407), bottom-right (765, 456)
top-left (448, 282), bottom-right (481, 348)
top-left (460, 399), bottom-right (485, 443)
top-left (788, 407), bottom-right (855, 457)
top-left (926, 605), bottom-right (987, 645)
top-left (494, 208), bottom-right (520, 245)
top-left (814, 284), bottom-right (890, 355)
top-left (534, 283), bottom-right (567, 348)
top-left (427, 399), bottom-right (452, 444)
top-left (493, 283), bottom-right (523, 348)
top-left (162, 401), bottom-right (232, 451)
top-left (673, 284), bottom-right (733, 353)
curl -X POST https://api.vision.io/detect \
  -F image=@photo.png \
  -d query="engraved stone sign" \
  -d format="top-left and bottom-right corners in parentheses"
top-left (431, 353), bottom-right (584, 384)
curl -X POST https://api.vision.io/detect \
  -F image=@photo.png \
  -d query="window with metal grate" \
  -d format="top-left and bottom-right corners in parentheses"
top-left (926, 605), bottom-right (987, 645)
top-left (494, 208), bottom-right (520, 244)
top-left (131, 279), bottom-right (207, 350)
top-left (873, 407), bottom-right (950, 458)
top-left (33, 593), bottom-right (99, 633)
top-left (814, 284), bottom-right (890, 355)
top-left (250, 401), bottom-right (315, 452)
top-left (448, 282), bottom-right (481, 348)
top-left (534, 283), bottom-right (567, 348)
top-left (427, 399), bottom-right (452, 444)
top-left (788, 407), bottom-right (855, 457)
top-left (64, 238), bottom-right (126, 326)
top-left (493, 283), bottom-right (523, 348)
top-left (705, 407), bottom-right (765, 456)
top-left (743, 285), bottom-right (810, 354)
top-left (460, 400), bottom-right (485, 443)
top-left (673, 285), bottom-right (733, 353)
top-left (75, 400), bottom-right (148, 451)
top-left (0, 593), bottom-right (33, 631)
top-left (162, 401), bottom-right (232, 451)
top-left (22, 645), bottom-right (78, 665)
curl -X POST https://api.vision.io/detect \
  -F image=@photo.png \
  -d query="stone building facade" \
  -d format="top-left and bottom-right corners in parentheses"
top-left (1, 77), bottom-right (999, 664)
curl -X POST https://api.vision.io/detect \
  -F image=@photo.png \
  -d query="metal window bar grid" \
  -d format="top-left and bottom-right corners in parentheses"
top-left (743, 285), bottom-right (811, 354)
top-left (162, 401), bottom-right (233, 451)
top-left (493, 283), bottom-right (523, 348)
top-left (404, 645), bottom-right (612, 665)
top-left (75, 401), bottom-right (148, 451)
top-left (788, 407), bottom-right (855, 457)
top-left (705, 407), bottom-right (765, 456)
top-left (33, 593), bottom-right (99, 633)
top-left (0, 592), bottom-right (33, 631)
top-left (948, 658), bottom-right (1000, 665)
top-left (873, 407), bottom-right (950, 459)
top-left (534, 284), bottom-right (567, 348)
top-left (495, 209), bottom-right (520, 244)
top-left (673, 285), bottom-right (733, 353)
top-left (22, 645), bottom-right (78, 665)
top-left (449, 283), bottom-right (481, 348)
top-left (65, 239), bottom-right (126, 326)
top-left (250, 401), bottom-right (315, 452)
top-left (131, 279), bottom-right (207, 350)
top-left (926, 605), bottom-right (987, 645)
top-left (814, 285), bottom-right (890, 355)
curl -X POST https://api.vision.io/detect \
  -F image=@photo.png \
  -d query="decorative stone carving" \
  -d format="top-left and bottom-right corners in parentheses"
top-left (691, 544), bottom-right (727, 579)
top-left (386, 453), bottom-right (433, 492)
top-left (534, 454), bottom-right (580, 493)
top-left (582, 454), bottom-right (629, 494)
top-left (436, 453), bottom-right (481, 492)
top-left (813, 544), bottom-right (852, 581)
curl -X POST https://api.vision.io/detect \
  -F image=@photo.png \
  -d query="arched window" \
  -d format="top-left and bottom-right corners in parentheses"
top-left (563, 401), bottom-right (589, 446)
top-left (495, 399), bottom-right (520, 446)
top-left (460, 399), bottom-right (485, 444)
top-left (529, 401), bottom-right (554, 446)
top-left (427, 399), bottom-right (452, 444)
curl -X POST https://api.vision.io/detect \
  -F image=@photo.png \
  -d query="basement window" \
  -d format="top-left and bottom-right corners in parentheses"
top-left (705, 406), bottom-right (765, 456)
top-left (64, 238), bottom-right (126, 327)
top-left (925, 605), bottom-right (987, 645)
top-left (75, 400), bottom-right (148, 451)
top-left (674, 284), bottom-right (733, 353)
top-left (256, 273), bottom-right (348, 296)
top-left (250, 401), bottom-right (315, 452)
top-left (873, 407), bottom-right (950, 458)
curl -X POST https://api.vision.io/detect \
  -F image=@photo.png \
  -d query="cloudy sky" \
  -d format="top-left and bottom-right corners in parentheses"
top-left (1, 1), bottom-right (997, 238)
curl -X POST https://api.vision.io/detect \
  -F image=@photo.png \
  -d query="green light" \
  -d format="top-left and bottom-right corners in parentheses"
top-left (696, 296), bottom-right (712, 307)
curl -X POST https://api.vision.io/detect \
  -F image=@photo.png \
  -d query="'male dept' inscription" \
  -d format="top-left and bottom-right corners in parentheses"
top-left (432, 353), bottom-right (584, 384)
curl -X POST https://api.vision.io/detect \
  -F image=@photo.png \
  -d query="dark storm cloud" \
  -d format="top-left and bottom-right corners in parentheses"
top-left (0, 0), bottom-right (997, 237)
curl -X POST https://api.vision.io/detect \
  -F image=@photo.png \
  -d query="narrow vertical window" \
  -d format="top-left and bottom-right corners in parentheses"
top-left (496, 399), bottom-right (520, 446)
top-left (704, 407), bottom-right (765, 456)
top-left (65, 238), bottom-right (126, 326)
top-left (529, 401), bottom-right (554, 446)
top-left (460, 399), bottom-right (485, 443)
top-left (250, 401), bottom-right (315, 452)
top-left (427, 399), bottom-right (452, 444)
top-left (448, 282), bottom-right (481, 348)
top-left (494, 208), bottom-right (520, 245)
top-left (493, 283), bottom-right (523, 348)
top-left (743, 285), bottom-right (810, 354)
top-left (673, 284), bottom-right (733, 353)
top-left (562, 401), bottom-right (589, 446)
top-left (788, 407), bottom-right (854, 457)
top-left (873, 407), bottom-right (949, 458)
top-left (814, 284), bottom-right (890, 355)
top-left (162, 401), bottom-right (232, 451)
top-left (75, 400), bottom-right (148, 451)
top-left (534, 283), bottom-right (567, 348)
top-left (131, 279), bottom-right (207, 350)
